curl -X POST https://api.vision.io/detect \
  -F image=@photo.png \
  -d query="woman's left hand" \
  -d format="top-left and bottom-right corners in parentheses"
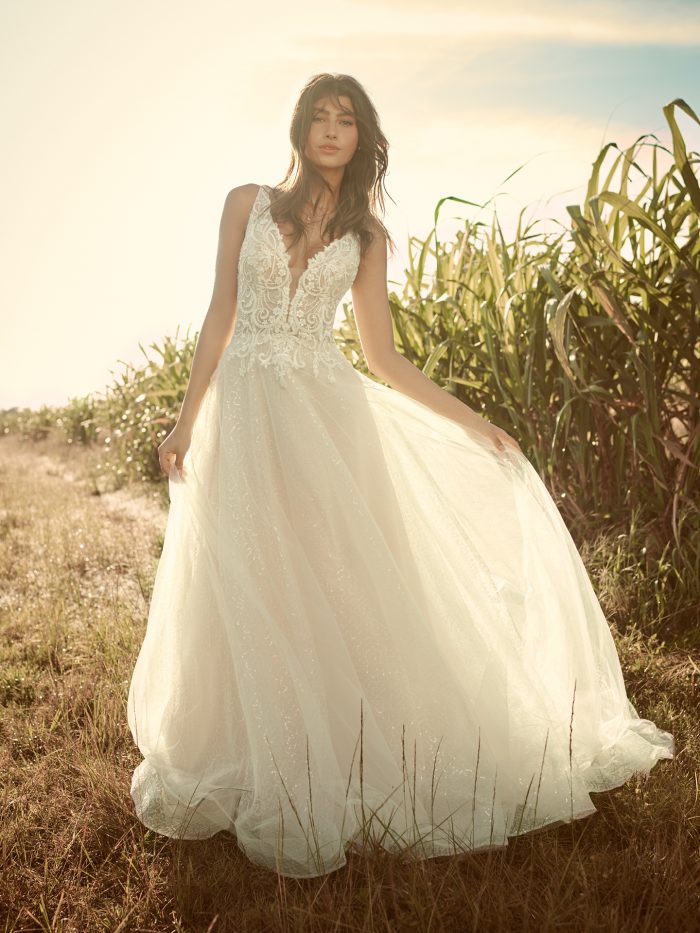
top-left (461, 412), bottom-right (523, 458)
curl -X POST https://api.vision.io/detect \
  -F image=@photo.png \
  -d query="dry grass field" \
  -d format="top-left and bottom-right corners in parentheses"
top-left (1, 432), bottom-right (698, 932)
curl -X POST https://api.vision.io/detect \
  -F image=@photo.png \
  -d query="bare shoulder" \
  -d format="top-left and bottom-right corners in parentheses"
top-left (365, 214), bottom-right (385, 238)
top-left (357, 215), bottom-right (388, 272)
top-left (221, 183), bottom-right (265, 232)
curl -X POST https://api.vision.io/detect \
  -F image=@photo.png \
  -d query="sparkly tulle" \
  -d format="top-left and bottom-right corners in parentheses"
top-left (126, 184), bottom-right (674, 878)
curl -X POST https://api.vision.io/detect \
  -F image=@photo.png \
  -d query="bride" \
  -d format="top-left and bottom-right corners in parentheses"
top-left (127, 72), bottom-right (675, 879)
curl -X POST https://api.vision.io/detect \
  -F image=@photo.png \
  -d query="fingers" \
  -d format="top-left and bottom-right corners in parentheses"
top-left (159, 450), bottom-right (175, 477)
top-left (161, 452), bottom-right (186, 480)
top-left (494, 434), bottom-right (522, 458)
top-left (497, 429), bottom-right (521, 451)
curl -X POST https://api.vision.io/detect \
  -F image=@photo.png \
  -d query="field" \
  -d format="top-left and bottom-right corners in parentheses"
top-left (1, 431), bottom-right (697, 932)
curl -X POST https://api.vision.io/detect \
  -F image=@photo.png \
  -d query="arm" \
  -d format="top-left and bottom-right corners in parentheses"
top-left (175, 183), bottom-right (259, 434)
top-left (157, 183), bottom-right (258, 477)
top-left (350, 224), bottom-right (521, 451)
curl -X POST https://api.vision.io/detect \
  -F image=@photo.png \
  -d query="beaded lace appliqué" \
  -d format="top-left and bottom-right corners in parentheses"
top-left (222, 184), bottom-right (362, 385)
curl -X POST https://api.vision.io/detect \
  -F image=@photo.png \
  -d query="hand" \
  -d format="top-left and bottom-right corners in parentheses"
top-left (157, 423), bottom-right (192, 479)
top-left (462, 411), bottom-right (523, 459)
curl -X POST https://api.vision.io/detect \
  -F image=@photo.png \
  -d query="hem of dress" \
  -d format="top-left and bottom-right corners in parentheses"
top-left (128, 726), bottom-right (674, 878)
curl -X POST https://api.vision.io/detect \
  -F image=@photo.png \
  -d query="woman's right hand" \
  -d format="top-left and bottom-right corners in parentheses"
top-left (157, 423), bottom-right (192, 479)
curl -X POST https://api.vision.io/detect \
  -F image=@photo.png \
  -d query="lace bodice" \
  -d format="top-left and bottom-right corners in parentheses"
top-left (221, 184), bottom-right (362, 384)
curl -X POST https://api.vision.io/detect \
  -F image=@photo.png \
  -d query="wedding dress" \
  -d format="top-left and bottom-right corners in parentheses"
top-left (127, 183), bottom-right (674, 878)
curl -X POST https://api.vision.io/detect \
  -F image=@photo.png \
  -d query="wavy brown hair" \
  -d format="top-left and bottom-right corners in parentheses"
top-left (268, 73), bottom-right (396, 260)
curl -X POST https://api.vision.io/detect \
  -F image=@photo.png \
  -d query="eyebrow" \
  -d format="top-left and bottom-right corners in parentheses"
top-left (313, 106), bottom-right (355, 117)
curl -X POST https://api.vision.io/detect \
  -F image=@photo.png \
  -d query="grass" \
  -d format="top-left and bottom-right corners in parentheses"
top-left (0, 430), bottom-right (698, 932)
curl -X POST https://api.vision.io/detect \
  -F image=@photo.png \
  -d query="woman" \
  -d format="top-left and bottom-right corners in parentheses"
top-left (127, 72), bottom-right (674, 879)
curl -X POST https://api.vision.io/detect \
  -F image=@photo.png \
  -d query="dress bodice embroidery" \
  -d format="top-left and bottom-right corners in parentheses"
top-left (221, 184), bottom-right (362, 384)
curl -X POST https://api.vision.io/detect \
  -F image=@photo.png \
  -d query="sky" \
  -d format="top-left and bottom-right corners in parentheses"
top-left (2, 0), bottom-right (699, 410)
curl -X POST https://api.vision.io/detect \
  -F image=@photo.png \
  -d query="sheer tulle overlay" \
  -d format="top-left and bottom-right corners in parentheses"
top-left (127, 185), bottom-right (674, 878)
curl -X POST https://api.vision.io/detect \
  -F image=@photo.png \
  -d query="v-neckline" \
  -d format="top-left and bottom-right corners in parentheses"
top-left (261, 185), bottom-right (351, 309)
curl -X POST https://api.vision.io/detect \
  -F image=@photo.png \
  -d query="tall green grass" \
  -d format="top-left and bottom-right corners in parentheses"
top-left (340, 98), bottom-right (698, 540)
top-left (342, 99), bottom-right (700, 612)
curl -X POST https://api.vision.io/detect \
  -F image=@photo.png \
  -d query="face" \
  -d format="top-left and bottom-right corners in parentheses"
top-left (303, 94), bottom-right (359, 173)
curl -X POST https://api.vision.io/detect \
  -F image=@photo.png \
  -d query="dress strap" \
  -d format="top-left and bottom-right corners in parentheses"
top-left (240, 184), bottom-right (269, 239)
top-left (255, 183), bottom-right (270, 214)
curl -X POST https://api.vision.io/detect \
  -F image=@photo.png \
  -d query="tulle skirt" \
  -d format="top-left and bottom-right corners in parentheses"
top-left (126, 344), bottom-right (674, 878)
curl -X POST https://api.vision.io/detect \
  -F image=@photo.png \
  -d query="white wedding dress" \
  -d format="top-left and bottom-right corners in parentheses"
top-left (127, 184), bottom-right (674, 878)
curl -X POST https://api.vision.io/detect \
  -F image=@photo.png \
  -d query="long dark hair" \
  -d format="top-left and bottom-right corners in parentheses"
top-left (268, 73), bottom-right (396, 259)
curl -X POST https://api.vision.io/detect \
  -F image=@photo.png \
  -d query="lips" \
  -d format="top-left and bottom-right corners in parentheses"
top-left (320, 146), bottom-right (339, 152)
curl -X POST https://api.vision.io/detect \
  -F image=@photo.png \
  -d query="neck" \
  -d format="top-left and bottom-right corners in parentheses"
top-left (310, 170), bottom-right (343, 205)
